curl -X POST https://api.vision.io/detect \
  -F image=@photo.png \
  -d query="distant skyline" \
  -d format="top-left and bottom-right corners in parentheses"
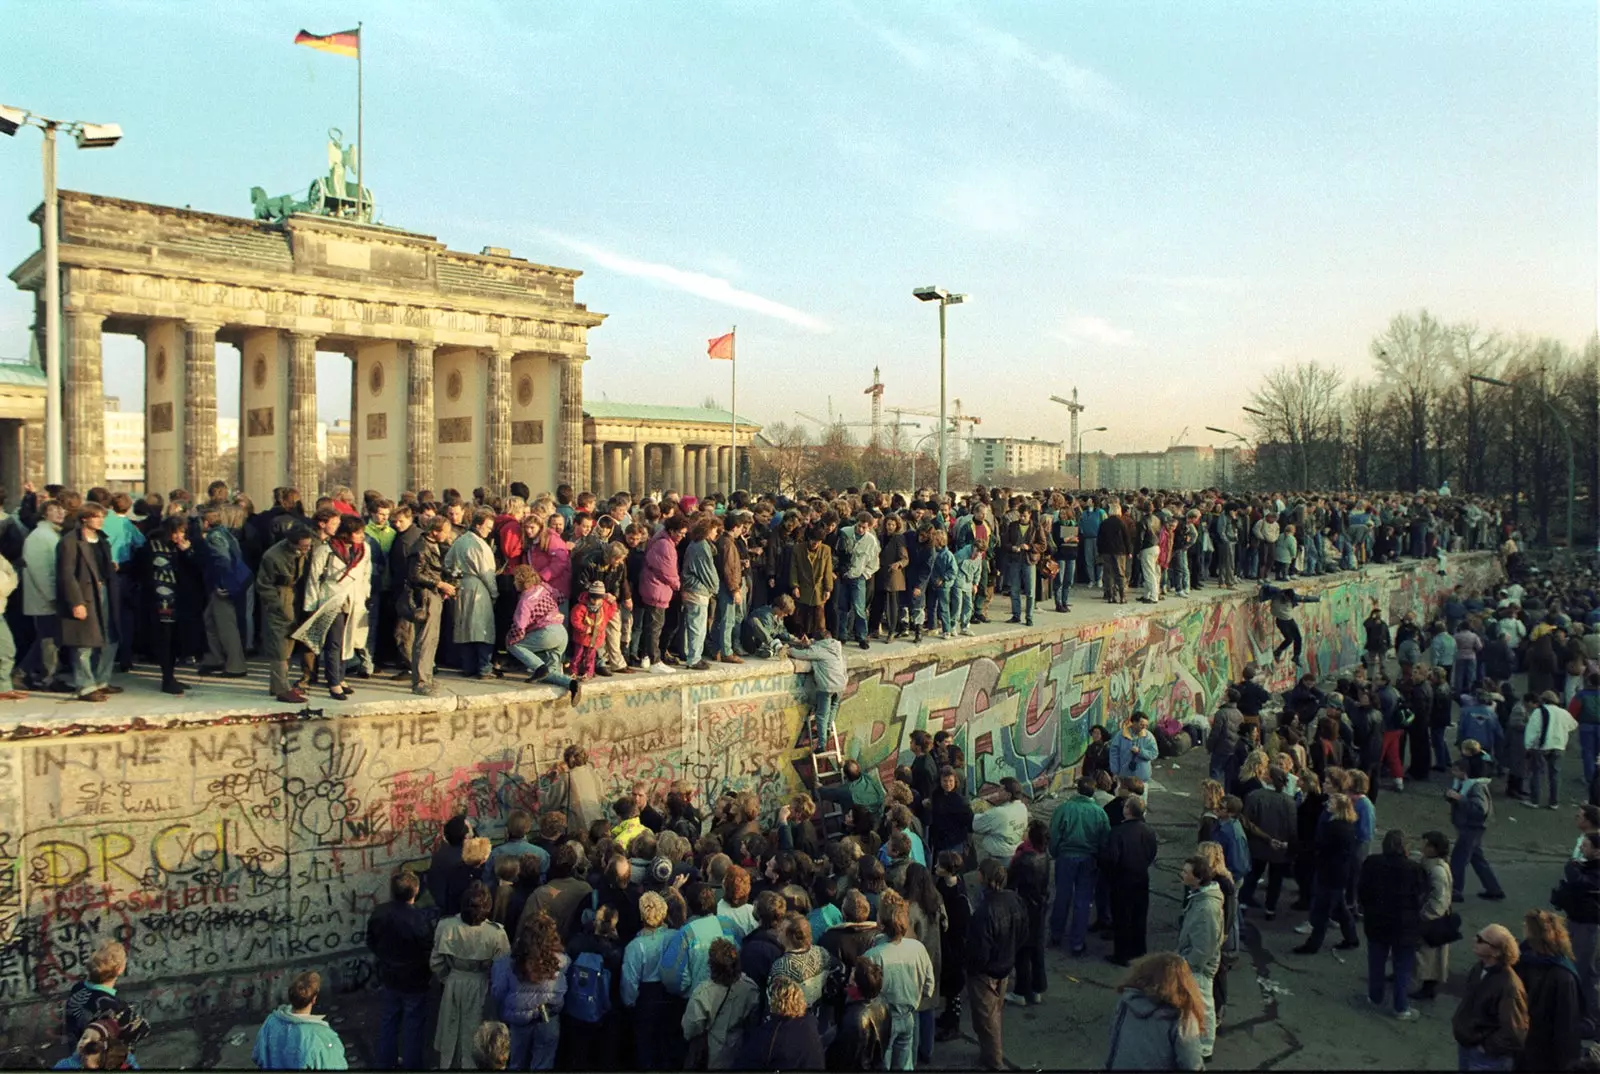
top-left (2, 1), bottom-right (1595, 453)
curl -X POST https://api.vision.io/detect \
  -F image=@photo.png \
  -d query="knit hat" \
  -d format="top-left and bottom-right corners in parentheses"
top-left (649, 856), bottom-right (674, 885)
top-left (586, 580), bottom-right (606, 596)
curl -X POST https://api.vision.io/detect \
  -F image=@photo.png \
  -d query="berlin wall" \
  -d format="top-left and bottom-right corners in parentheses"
top-left (0, 556), bottom-right (1499, 1042)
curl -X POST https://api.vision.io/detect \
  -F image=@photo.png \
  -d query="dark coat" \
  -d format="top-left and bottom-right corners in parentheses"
top-left (1552, 858), bottom-right (1600, 925)
top-left (928, 788), bottom-right (973, 854)
top-left (966, 888), bottom-right (1029, 980)
top-left (365, 899), bottom-right (434, 992)
top-left (735, 1014), bottom-right (825, 1071)
top-left (1100, 818), bottom-right (1159, 882)
top-left (1356, 850), bottom-right (1429, 946)
top-left (56, 526), bottom-right (118, 649)
top-left (1314, 818), bottom-right (1358, 888)
top-left (827, 999), bottom-right (889, 1071)
top-left (1514, 955), bottom-right (1585, 1071)
top-left (1451, 963), bottom-right (1529, 1058)
top-left (741, 925), bottom-right (786, 991)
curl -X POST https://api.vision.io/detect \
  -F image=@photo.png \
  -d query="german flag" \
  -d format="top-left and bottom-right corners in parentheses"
top-left (294, 28), bottom-right (360, 58)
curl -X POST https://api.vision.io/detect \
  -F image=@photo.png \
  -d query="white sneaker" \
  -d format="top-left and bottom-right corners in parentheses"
top-left (639, 657), bottom-right (651, 670)
top-left (1293, 923), bottom-right (1312, 935)
top-left (1394, 1008), bottom-right (1419, 1021)
top-left (648, 663), bottom-right (675, 675)
top-left (1005, 992), bottom-right (1027, 1007)
top-left (960, 628), bottom-right (974, 636)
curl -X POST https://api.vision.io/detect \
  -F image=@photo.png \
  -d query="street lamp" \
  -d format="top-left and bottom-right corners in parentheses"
top-left (913, 285), bottom-right (966, 498)
top-left (1472, 372), bottom-right (1576, 548)
top-left (1205, 426), bottom-right (1248, 444)
top-left (1077, 426), bottom-right (1106, 490)
top-left (909, 430), bottom-right (938, 493)
top-left (1, 105), bottom-right (123, 485)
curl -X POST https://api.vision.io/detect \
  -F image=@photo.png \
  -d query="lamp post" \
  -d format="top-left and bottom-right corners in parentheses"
top-left (1077, 426), bottom-right (1106, 490)
top-left (1207, 426), bottom-right (1249, 488)
top-left (1472, 372), bottom-right (1575, 548)
top-left (909, 430), bottom-right (938, 493)
top-left (0, 105), bottom-right (122, 486)
top-left (913, 286), bottom-right (966, 498)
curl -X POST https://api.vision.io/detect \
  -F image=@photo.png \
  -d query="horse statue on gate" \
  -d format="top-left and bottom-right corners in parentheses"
top-left (249, 128), bottom-right (375, 224)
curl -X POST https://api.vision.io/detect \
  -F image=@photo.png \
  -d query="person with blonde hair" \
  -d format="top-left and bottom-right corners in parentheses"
top-left (1292, 794), bottom-right (1360, 955)
top-left (63, 941), bottom-right (134, 1044)
top-left (622, 890), bottom-right (682, 1069)
top-left (734, 975), bottom-right (824, 1070)
top-left (1104, 952), bottom-right (1206, 1070)
top-left (1451, 923), bottom-right (1528, 1071)
top-left (1514, 910), bottom-right (1584, 1071)
top-left (864, 889), bottom-right (936, 1070)
top-left (470, 1021), bottom-right (510, 1071)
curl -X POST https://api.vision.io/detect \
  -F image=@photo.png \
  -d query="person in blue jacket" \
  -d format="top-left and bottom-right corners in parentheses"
top-left (252, 971), bottom-right (349, 1070)
top-left (905, 524), bottom-right (934, 643)
top-left (1457, 687), bottom-right (1506, 760)
top-left (1109, 712), bottom-right (1159, 784)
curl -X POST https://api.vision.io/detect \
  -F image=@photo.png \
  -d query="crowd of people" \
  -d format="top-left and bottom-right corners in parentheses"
top-left (50, 565), bottom-right (1600, 1071)
top-left (0, 477), bottom-right (1505, 714)
top-left (36, 472), bottom-right (1583, 1072)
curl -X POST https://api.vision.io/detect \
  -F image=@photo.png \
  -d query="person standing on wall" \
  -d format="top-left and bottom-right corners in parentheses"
top-left (407, 516), bottom-right (458, 697)
top-left (56, 502), bottom-right (120, 703)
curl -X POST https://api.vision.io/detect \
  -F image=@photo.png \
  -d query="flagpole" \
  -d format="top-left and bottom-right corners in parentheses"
top-left (729, 326), bottom-right (737, 494)
top-left (356, 21), bottom-right (364, 221)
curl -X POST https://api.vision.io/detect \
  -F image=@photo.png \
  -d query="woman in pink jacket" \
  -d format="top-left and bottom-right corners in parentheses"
top-left (636, 516), bottom-right (689, 672)
top-left (525, 514), bottom-right (572, 612)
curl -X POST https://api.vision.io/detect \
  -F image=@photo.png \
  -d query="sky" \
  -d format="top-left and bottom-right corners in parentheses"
top-left (1, 0), bottom-right (1595, 452)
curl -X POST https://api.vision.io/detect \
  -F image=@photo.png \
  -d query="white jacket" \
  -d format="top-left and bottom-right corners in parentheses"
top-left (971, 798), bottom-right (1028, 860)
top-left (21, 520), bottom-right (60, 616)
top-left (1525, 703), bottom-right (1577, 752)
top-left (0, 555), bottom-right (17, 611)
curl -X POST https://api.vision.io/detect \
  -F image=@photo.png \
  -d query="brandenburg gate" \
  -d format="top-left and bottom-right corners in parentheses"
top-left (8, 191), bottom-right (605, 501)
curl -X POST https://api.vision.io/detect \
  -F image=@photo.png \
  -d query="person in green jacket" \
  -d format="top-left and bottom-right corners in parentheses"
top-left (1048, 776), bottom-right (1110, 954)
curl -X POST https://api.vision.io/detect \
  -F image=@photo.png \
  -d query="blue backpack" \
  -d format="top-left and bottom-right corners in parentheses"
top-left (565, 951), bottom-right (612, 1024)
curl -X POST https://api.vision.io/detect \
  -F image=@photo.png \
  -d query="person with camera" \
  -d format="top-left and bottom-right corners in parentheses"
top-left (407, 516), bottom-right (458, 697)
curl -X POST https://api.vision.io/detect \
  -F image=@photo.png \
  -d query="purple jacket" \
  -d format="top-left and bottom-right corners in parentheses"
top-left (637, 530), bottom-right (681, 609)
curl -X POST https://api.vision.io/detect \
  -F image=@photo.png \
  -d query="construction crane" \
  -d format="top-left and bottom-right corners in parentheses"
top-left (1048, 389), bottom-right (1086, 472)
top-left (863, 366), bottom-right (885, 448)
top-left (1169, 426), bottom-right (1189, 449)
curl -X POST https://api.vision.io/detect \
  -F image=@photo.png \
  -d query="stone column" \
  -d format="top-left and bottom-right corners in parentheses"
top-left (683, 446), bottom-right (697, 498)
top-left (603, 445), bottom-right (618, 496)
top-left (287, 332), bottom-right (320, 497)
top-left (182, 322), bottom-right (220, 493)
top-left (589, 444), bottom-right (603, 494)
top-left (406, 342), bottom-right (436, 493)
top-left (485, 345), bottom-right (512, 496)
top-left (63, 311), bottom-right (105, 491)
top-left (696, 446), bottom-right (710, 499)
top-left (716, 446), bottom-right (729, 494)
top-left (664, 441), bottom-right (682, 492)
top-left (632, 432), bottom-right (646, 494)
top-left (556, 356), bottom-right (584, 492)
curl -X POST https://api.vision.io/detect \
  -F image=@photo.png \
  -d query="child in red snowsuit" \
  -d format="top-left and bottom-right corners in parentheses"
top-left (568, 581), bottom-right (617, 680)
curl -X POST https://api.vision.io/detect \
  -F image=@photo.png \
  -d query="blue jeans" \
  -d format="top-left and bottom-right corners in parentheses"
top-left (1527, 749), bottom-right (1562, 806)
top-left (1581, 724), bottom-right (1600, 786)
top-left (1171, 552), bottom-right (1190, 594)
top-left (886, 1008), bottom-right (917, 1071)
top-left (957, 584), bottom-right (974, 631)
top-left (1367, 940), bottom-right (1416, 1013)
top-left (1450, 826), bottom-right (1504, 898)
top-left (1304, 880), bottom-right (1357, 950)
top-left (377, 987), bottom-right (427, 1069)
top-left (682, 597), bottom-right (710, 665)
top-left (1049, 854), bottom-right (1097, 950)
top-left (1432, 726), bottom-right (1452, 770)
top-left (712, 589), bottom-right (741, 657)
top-left (813, 691), bottom-right (839, 748)
top-left (1457, 1045), bottom-right (1514, 1071)
top-left (915, 1008), bottom-right (934, 1064)
top-left (929, 584), bottom-right (953, 633)
top-left (510, 625), bottom-right (572, 690)
top-left (509, 1017), bottom-right (561, 1070)
top-left (1453, 658), bottom-right (1477, 697)
top-left (1054, 556), bottom-right (1075, 606)
top-left (1008, 561), bottom-right (1036, 621)
top-left (841, 575), bottom-right (869, 641)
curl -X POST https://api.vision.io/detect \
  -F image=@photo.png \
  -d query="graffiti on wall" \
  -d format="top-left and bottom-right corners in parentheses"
top-left (0, 558), bottom-right (1494, 1041)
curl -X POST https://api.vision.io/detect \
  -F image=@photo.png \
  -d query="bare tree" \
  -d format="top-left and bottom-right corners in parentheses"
top-left (1372, 310), bottom-right (1450, 490)
top-left (1246, 360), bottom-right (1345, 489)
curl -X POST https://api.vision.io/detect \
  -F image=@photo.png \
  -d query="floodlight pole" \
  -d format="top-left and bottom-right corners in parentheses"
top-left (41, 121), bottom-right (61, 485)
top-left (938, 299), bottom-right (947, 498)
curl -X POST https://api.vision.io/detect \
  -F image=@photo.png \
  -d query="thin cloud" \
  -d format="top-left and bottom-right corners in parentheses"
top-left (938, 168), bottom-right (1046, 237)
top-left (1120, 273), bottom-right (1253, 295)
top-left (1057, 316), bottom-right (1137, 348)
top-left (845, 3), bottom-right (1130, 120)
top-left (544, 233), bottom-right (829, 332)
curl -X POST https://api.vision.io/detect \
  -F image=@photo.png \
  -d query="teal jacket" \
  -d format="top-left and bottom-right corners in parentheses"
top-left (1048, 794), bottom-right (1109, 858)
top-left (252, 1007), bottom-right (348, 1070)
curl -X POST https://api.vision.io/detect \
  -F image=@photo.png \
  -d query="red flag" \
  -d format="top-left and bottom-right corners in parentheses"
top-left (707, 332), bottom-right (734, 360)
